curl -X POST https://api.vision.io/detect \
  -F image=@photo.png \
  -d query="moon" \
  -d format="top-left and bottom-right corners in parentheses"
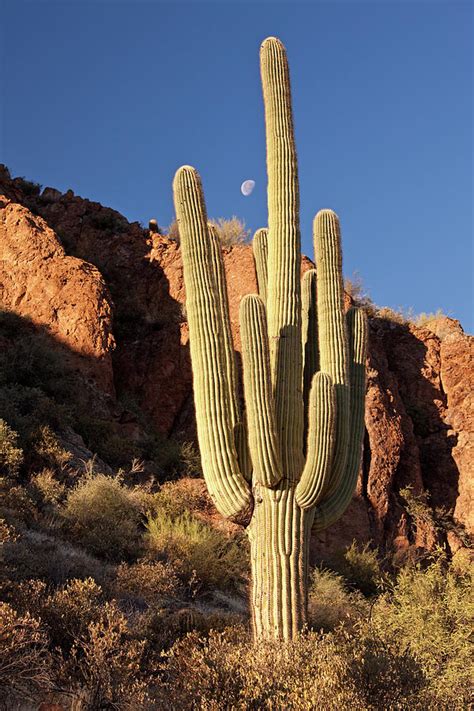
top-left (241, 179), bottom-right (255, 197)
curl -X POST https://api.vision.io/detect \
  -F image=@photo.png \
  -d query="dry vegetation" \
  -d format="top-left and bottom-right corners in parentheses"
top-left (0, 307), bottom-right (472, 709)
top-left (167, 216), bottom-right (250, 247)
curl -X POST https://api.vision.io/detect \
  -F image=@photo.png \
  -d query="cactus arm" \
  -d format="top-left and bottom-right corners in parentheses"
top-left (260, 37), bottom-right (304, 481)
top-left (253, 228), bottom-right (268, 304)
top-left (314, 209), bottom-right (350, 497)
top-left (209, 222), bottom-right (253, 483)
top-left (312, 307), bottom-right (368, 531)
top-left (296, 372), bottom-right (336, 509)
top-left (234, 421), bottom-right (253, 482)
top-left (240, 294), bottom-right (283, 488)
top-left (173, 166), bottom-right (252, 523)
top-left (301, 269), bottom-right (319, 426)
top-left (207, 222), bottom-right (240, 427)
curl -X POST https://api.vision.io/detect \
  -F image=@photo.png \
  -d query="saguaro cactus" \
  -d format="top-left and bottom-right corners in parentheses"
top-left (173, 37), bottom-right (368, 640)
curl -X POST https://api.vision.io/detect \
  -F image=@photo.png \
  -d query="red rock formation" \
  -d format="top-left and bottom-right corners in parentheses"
top-left (1, 165), bottom-right (471, 555)
top-left (0, 195), bottom-right (115, 394)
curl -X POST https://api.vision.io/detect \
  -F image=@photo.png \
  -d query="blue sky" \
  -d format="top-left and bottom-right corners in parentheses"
top-left (2, 0), bottom-right (473, 331)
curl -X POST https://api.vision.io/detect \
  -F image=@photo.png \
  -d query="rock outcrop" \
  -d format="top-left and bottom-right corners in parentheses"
top-left (1, 165), bottom-right (471, 556)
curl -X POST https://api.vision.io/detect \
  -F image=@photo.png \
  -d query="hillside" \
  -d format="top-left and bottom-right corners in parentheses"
top-left (1, 165), bottom-right (471, 557)
top-left (1, 165), bottom-right (473, 708)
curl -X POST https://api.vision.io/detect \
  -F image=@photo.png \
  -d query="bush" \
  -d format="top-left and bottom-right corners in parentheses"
top-left (209, 216), bottom-right (250, 247)
top-left (330, 541), bottom-right (383, 596)
top-left (62, 473), bottom-right (143, 561)
top-left (159, 625), bottom-right (428, 710)
top-left (151, 478), bottom-right (211, 520)
top-left (0, 420), bottom-right (23, 478)
top-left (63, 600), bottom-right (150, 709)
top-left (30, 468), bottom-right (66, 507)
top-left (308, 567), bottom-right (369, 632)
top-left (114, 559), bottom-right (182, 607)
top-left (146, 510), bottom-right (248, 592)
top-left (32, 425), bottom-right (71, 471)
top-left (167, 216), bottom-right (250, 248)
top-left (371, 553), bottom-right (473, 707)
top-left (0, 602), bottom-right (53, 706)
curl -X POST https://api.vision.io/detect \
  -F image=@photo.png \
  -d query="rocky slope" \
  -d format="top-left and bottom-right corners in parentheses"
top-left (1, 165), bottom-right (471, 558)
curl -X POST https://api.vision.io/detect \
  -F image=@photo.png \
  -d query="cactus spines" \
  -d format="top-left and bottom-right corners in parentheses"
top-left (173, 38), bottom-right (368, 640)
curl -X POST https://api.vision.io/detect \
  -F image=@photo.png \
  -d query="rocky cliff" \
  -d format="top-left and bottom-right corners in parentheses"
top-left (1, 165), bottom-right (471, 558)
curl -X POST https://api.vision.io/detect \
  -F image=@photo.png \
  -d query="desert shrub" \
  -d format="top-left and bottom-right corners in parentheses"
top-left (30, 468), bottom-right (66, 507)
top-left (159, 625), bottom-right (428, 710)
top-left (0, 420), bottom-right (23, 478)
top-left (135, 606), bottom-right (244, 654)
top-left (178, 441), bottom-right (202, 477)
top-left (371, 553), bottom-right (474, 708)
top-left (0, 385), bottom-right (66, 453)
top-left (167, 216), bottom-right (250, 248)
top-left (0, 601), bottom-right (53, 706)
top-left (344, 273), bottom-right (375, 313)
top-left (146, 510), bottom-right (248, 592)
top-left (62, 600), bottom-right (150, 710)
top-left (114, 559), bottom-right (182, 607)
top-left (151, 478), bottom-right (211, 520)
top-left (336, 541), bottom-right (383, 596)
top-left (416, 309), bottom-right (447, 328)
top-left (0, 480), bottom-right (38, 525)
top-left (308, 567), bottom-right (369, 632)
top-left (400, 485), bottom-right (435, 527)
top-left (39, 577), bottom-right (105, 652)
top-left (209, 216), bottom-right (250, 247)
top-left (32, 425), bottom-right (71, 471)
top-left (62, 473), bottom-right (143, 561)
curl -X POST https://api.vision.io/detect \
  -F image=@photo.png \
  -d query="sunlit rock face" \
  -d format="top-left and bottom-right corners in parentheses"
top-left (1, 164), bottom-right (471, 557)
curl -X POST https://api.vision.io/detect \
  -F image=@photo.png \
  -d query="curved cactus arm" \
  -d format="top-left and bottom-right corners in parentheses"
top-left (260, 37), bottom-right (304, 482)
top-left (301, 269), bottom-right (319, 426)
top-left (314, 209), bottom-right (350, 497)
top-left (253, 228), bottom-right (268, 304)
top-left (173, 166), bottom-right (253, 523)
top-left (240, 294), bottom-right (283, 489)
top-left (313, 307), bottom-right (368, 531)
top-left (296, 372), bottom-right (336, 509)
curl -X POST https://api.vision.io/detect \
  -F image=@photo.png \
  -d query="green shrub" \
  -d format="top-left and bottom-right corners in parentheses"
top-left (146, 510), bottom-right (248, 592)
top-left (0, 420), bottom-right (23, 478)
top-left (308, 567), bottom-right (369, 632)
top-left (371, 553), bottom-right (473, 707)
top-left (62, 474), bottom-right (143, 561)
top-left (332, 541), bottom-right (383, 596)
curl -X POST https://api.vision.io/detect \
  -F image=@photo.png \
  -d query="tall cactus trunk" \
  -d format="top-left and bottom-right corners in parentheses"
top-left (172, 37), bottom-right (368, 642)
top-left (248, 486), bottom-right (310, 639)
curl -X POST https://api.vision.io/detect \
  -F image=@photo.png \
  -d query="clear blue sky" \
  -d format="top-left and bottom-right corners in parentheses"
top-left (2, 0), bottom-right (473, 331)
